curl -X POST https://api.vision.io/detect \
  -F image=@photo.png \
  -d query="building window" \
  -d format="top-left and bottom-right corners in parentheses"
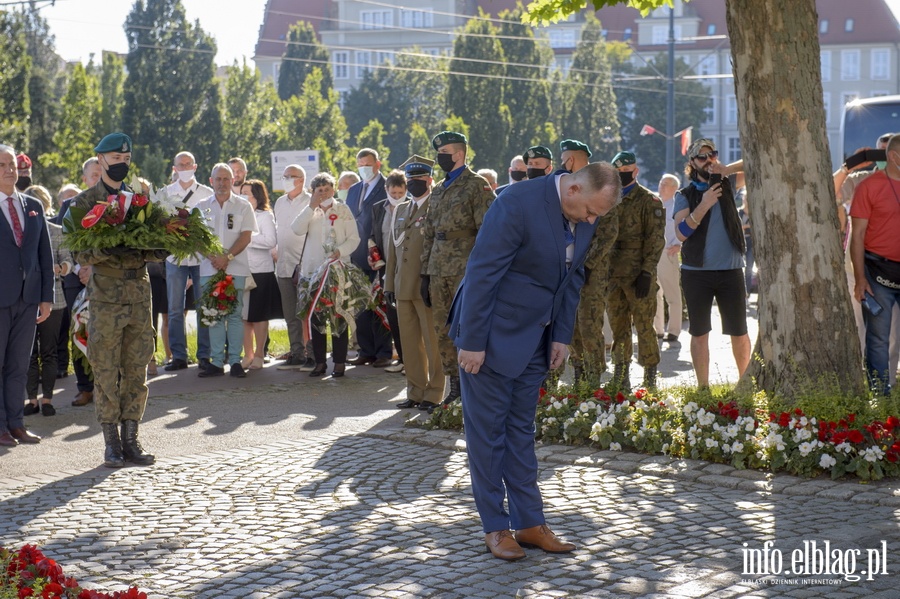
top-left (624, 27), bottom-right (632, 41)
top-left (333, 51), bottom-right (349, 79)
top-left (727, 137), bottom-right (742, 163)
top-left (871, 90), bottom-right (891, 97)
top-left (401, 9), bottom-right (433, 28)
top-left (549, 29), bottom-right (577, 48)
top-left (338, 90), bottom-right (349, 109)
top-left (726, 95), bottom-right (738, 125)
top-left (872, 49), bottom-right (891, 80)
top-left (360, 10), bottom-right (393, 30)
top-left (820, 50), bottom-right (831, 82)
top-left (698, 55), bottom-right (717, 79)
top-left (421, 48), bottom-right (440, 57)
top-left (841, 49), bottom-right (860, 81)
top-left (822, 92), bottom-right (830, 125)
top-left (375, 51), bottom-right (393, 66)
top-left (704, 96), bottom-right (716, 126)
top-left (355, 51), bottom-right (371, 78)
top-left (845, 18), bottom-right (854, 32)
top-left (841, 92), bottom-right (859, 108)
top-left (650, 25), bottom-right (682, 45)
top-left (273, 62), bottom-right (280, 82)
top-left (819, 20), bottom-right (828, 34)
top-left (707, 24), bottom-right (716, 35)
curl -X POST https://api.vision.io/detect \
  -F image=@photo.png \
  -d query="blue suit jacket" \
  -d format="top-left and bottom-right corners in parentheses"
top-left (0, 192), bottom-right (53, 308)
top-left (448, 176), bottom-right (596, 378)
top-left (345, 174), bottom-right (386, 272)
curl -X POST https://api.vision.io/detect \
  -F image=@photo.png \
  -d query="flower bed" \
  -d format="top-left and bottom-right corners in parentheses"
top-left (1, 545), bottom-right (146, 598)
top-left (421, 386), bottom-right (900, 481)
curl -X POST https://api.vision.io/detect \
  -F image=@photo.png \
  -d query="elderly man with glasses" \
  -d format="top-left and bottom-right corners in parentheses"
top-left (673, 139), bottom-right (750, 389)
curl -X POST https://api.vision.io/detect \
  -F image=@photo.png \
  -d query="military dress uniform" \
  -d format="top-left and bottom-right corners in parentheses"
top-left (606, 180), bottom-right (665, 388)
top-left (385, 193), bottom-right (443, 407)
top-left (422, 133), bottom-right (494, 397)
top-left (63, 133), bottom-right (161, 468)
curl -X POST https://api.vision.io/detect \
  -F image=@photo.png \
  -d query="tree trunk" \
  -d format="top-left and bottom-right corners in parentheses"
top-left (725, 0), bottom-right (867, 401)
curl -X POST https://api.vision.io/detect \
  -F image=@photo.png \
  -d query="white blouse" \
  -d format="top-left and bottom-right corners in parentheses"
top-left (247, 209), bottom-right (276, 273)
top-left (290, 199), bottom-right (360, 277)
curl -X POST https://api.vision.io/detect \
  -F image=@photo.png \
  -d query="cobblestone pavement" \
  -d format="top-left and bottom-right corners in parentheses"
top-left (2, 424), bottom-right (899, 598)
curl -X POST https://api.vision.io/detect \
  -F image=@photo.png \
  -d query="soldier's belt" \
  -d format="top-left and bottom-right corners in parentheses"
top-left (93, 265), bottom-right (147, 280)
top-left (614, 241), bottom-right (643, 250)
top-left (435, 229), bottom-right (477, 241)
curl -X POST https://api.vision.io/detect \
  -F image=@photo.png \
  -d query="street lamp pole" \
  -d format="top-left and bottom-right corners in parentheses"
top-left (666, 5), bottom-right (676, 175)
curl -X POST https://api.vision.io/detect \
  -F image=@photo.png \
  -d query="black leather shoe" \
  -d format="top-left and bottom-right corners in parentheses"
top-left (309, 364), bottom-right (328, 377)
top-left (348, 355), bottom-right (376, 366)
top-left (331, 364), bottom-right (345, 378)
top-left (397, 399), bottom-right (420, 409)
top-left (419, 401), bottom-right (439, 414)
top-left (198, 364), bottom-right (225, 377)
top-left (198, 358), bottom-right (212, 372)
top-left (164, 358), bottom-right (189, 371)
top-left (371, 357), bottom-right (394, 368)
top-left (230, 363), bottom-right (246, 378)
top-left (23, 403), bottom-right (39, 416)
top-left (41, 403), bottom-right (56, 417)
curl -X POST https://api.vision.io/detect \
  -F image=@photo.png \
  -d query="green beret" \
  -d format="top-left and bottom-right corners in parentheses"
top-left (432, 131), bottom-right (468, 150)
top-left (559, 139), bottom-right (591, 158)
top-left (524, 145), bottom-right (552, 164)
top-left (94, 132), bottom-right (133, 154)
top-left (611, 151), bottom-right (636, 168)
top-left (400, 154), bottom-right (435, 177)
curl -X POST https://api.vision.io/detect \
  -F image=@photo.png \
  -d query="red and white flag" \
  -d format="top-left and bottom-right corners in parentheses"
top-left (679, 126), bottom-right (693, 156)
top-left (639, 124), bottom-right (657, 136)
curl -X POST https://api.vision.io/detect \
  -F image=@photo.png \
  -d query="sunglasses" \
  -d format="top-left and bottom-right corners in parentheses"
top-left (692, 151), bottom-right (719, 161)
top-left (879, 134), bottom-right (893, 143)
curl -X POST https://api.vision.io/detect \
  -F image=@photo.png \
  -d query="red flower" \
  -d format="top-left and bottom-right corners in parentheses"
top-left (887, 416), bottom-right (900, 429)
top-left (887, 451), bottom-right (899, 463)
top-left (131, 194), bottom-right (148, 207)
top-left (615, 392), bottom-right (626, 403)
top-left (777, 412), bottom-right (790, 427)
top-left (37, 557), bottom-right (63, 581)
top-left (81, 203), bottom-right (108, 228)
top-left (832, 431), bottom-right (848, 445)
top-left (634, 388), bottom-right (647, 400)
top-left (848, 414), bottom-right (856, 423)
top-left (18, 588), bottom-right (34, 598)
top-left (794, 408), bottom-right (804, 416)
top-left (848, 429), bottom-right (865, 444)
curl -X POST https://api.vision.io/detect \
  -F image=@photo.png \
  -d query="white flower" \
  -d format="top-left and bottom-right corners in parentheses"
top-left (731, 441), bottom-right (744, 453)
top-left (609, 442), bottom-right (622, 451)
top-left (552, 401), bottom-right (562, 410)
top-left (799, 416), bottom-right (808, 427)
top-left (705, 438), bottom-right (718, 449)
top-left (798, 441), bottom-right (814, 457)
top-left (579, 403), bottom-right (591, 413)
top-left (661, 443), bottom-right (670, 454)
top-left (835, 442), bottom-right (853, 455)
top-left (819, 454), bottom-right (837, 469)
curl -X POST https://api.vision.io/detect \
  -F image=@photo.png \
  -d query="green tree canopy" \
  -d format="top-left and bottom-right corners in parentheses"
top-left (355, 119), bottom-right (390, 169)
top-left (123, 0), bottom-right (222, 186)
top-left (222, 60), bottom-right (280, 184)
top-left (0, 11), bottom-right (31, 151)
top-left (99, 51), bottom-right (125, 135)
top-left (277, 21), bottom-right (332, 100)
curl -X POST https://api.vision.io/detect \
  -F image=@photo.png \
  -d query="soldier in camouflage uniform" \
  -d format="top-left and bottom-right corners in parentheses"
top-left (606, 151), bottom-right (665, 389)
top-left (421, 131), bottom-right (494, 412)
top-left (63, 133), bottom-right (162, 469)
top-left (554, 140), bottom-right (617, 386)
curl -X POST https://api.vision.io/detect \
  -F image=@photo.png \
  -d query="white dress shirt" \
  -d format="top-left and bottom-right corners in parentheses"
top-left (273, 191), bottom-right (311, 278)
top-left (198, 193), bottom-right (258, 277)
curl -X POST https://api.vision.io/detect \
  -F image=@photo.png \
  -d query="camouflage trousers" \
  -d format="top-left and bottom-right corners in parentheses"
top-left (608, 277), bottom-right (660, 367)
top-left (429, 273), bottom-right (464, 375)
top-left (87, 299), bottom-right (154, 424)
top-left (571, 275), bottom-right (610, 383)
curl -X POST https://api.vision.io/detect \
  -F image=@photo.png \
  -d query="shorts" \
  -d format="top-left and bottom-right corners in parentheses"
top-left (681, 268), bottom-right (748, 337)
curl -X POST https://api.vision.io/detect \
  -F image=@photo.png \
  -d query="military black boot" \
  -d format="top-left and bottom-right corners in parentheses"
top-left (441, 375), bottom-right (461, 406)
top-left (121, 420), bottom-right (155, 466)
top-left (101, 423), bottom-right (125, 468)
top-left (612, 362), bottom-right (630, 390)
top-left (642, 365), bottom-right (658, 390)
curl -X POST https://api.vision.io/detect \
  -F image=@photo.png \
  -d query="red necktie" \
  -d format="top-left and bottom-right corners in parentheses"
top-left (6, 197), bottom-right (23, 247)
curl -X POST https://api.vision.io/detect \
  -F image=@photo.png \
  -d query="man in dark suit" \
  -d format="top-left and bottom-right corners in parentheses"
top-left (0, 144), bottom-right (54, 447)
top-left (345, 147), bottom-right (393, 367)
top-left (448, 162), bottom-right (621, 560)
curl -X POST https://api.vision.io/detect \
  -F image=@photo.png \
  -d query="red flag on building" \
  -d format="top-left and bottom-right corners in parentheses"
top-left (639, 124), bottom-right (657, 136)
top-left (679, 126), bottom-right (693, 155)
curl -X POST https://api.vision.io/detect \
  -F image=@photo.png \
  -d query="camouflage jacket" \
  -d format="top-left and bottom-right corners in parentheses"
top-left (584, 205), bottom-right (620, 272)
top-left (608, 183), bottom-right (665, 279)
top-left (63, 181), bottom-right (163, 304)
top-left (421, 166), bottom-right (494, 277)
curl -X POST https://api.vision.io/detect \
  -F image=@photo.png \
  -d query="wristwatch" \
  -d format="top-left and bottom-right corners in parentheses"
top-left (226, 252), bottom-right (235, 261)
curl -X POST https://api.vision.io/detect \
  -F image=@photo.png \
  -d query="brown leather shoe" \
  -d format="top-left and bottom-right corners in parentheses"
top-left (484, 530), bottom-right (525, 561)
top-left (9, 427), bottom-right (41, 444)
top-left (0, 431), bottom-right (17, 447)
top-left (72, 391), bottom-right (93, 407)
top-left (515, 524), bottom-right (576, 553)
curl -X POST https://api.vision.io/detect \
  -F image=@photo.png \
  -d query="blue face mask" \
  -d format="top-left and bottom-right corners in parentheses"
top-left (876, 161), bottom-right (888, 170)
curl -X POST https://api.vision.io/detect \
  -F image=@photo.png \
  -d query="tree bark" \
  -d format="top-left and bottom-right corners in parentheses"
top-left (725, 0), bottom-right (867, 400)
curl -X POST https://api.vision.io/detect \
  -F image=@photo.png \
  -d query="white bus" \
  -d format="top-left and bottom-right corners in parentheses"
top-left (841, 94), bottom-right (900, 161)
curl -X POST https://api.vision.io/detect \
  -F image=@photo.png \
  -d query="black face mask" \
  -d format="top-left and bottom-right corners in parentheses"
top-left (526, 168), bottom-right (546, 180)
top-left (407, 179), bottom-right (428, 198)
top-left (436, 153), bottom-right (456, 173)
top-left (509, 170), bottom-right (527, 182)
top-left (619, 171), bottom-right (634, 187)
top-left (104, 158), bottom-right (130, 183)
top-left (16, 176), bottom-right (31, 191)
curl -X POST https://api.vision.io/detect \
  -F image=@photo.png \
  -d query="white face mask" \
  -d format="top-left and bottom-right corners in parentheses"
top-left (387, 196), bottom-right (404, 207)
top-left (282, 177), bottom-right (295, 191)
top-left (176, 169), bottom-right (194, 183)
top-left (358, 166), bottom-right (374, 181)
top-left (337, 189), bottom-right (349, 201)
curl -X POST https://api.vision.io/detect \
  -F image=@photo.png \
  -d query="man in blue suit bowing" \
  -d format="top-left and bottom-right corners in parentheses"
top-left (0, 144), bottom-right (53, 447)
top-left (448, 161), bottom-right (621, 560)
